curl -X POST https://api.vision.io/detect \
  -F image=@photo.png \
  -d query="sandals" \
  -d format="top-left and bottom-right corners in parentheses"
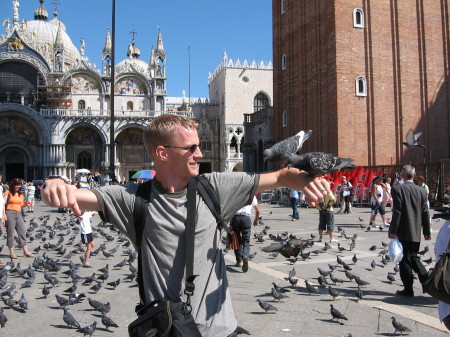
top-left (83, 263), bottom-right (93, 268)
top-left (24, 253), bottom-right (35, 258)
top-left (10, 255), bottom-right (18, 259)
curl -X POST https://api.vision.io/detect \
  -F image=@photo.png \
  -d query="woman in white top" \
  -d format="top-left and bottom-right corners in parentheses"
top-left (369, 176), bottom-right (390, 227)
top-left (382, 177), bottom-right (392, 209)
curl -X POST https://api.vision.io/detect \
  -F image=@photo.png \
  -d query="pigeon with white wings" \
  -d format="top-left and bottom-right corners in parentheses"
top-left (263, 130), bottom-right (312, 167)
top-left (403, 129), bottom-right (425, 148)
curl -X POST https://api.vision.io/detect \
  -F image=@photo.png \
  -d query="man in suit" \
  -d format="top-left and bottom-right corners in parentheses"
top-left (388, 165), bottom-right (431, 297)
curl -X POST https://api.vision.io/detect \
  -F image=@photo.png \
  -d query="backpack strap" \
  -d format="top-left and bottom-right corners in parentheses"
top-left (133, 180), bottom-right (153, 309)
top-left (195, 175), bottom-right (226, 231)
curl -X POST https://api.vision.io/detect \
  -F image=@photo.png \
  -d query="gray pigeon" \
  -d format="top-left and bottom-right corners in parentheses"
top-left (271, 288), bottom-right (289, 302)
top-left (63, 307), bottom-right (81, 329)
top-left (257, 299), bottom-right (278, 313)
top-left (391, 316), bottom-right (411, 335)
top-left (328, 286), bottom-right (342, 300)
top-left (101, 314), bottom-right (119, 331)
top-left (305, 280), bottom-right (321, 295)
top-left (287, 152), bottom-right (356, 175)
top-left (330, 304), bottom-right (348, 323)
top-left (80, 321), bottom-right (97, 337)
top-left (263, 130), bottom-right (312, 167)
top-left (403, 129), bottom-right (425, 148)
top-left (354, 276), bottom-right (370, 287)
top-left (18, 293), bottom-right (27, 311)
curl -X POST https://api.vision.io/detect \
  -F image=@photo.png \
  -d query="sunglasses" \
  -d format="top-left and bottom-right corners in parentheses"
top-left (164, 144), bottom-right (201, 153)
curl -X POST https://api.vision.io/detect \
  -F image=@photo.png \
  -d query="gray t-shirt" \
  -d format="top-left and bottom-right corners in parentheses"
top-left (92, 172), bottom-right (259, 337)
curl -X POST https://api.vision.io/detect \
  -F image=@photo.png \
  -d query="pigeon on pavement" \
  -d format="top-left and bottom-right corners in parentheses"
top-left (330, 304), bottom-right (348, 324)
top-left (63, 307), bottom-right (81, 329)
top-left (101, 314), bottom-right (119, 331)
top-left (257, 299), bottom-right (278, 313)
top-left (391, 316), bottom-right (412, 335)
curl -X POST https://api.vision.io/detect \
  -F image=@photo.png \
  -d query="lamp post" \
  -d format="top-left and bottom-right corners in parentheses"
top-left (109, 0), bottom-right (116, 181)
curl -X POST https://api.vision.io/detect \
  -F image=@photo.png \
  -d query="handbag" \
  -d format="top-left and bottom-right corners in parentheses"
top-left (228, 231), bottom-right (239, 250)
top-left (424, 240), bottom-right (450, 305)
top-left (128, 179), bottom-right (203, 337)
top-left (389, 237), bottom-right (403, 263)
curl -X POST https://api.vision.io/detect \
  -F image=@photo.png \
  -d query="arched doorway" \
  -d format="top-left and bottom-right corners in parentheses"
top-left (77, 151), bottom-right (92, 170)
top-left (3, 148), bottom-right (26, 182)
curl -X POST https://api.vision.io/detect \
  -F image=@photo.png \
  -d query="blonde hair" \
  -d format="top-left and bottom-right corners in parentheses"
top-left (143, 114), bottom-right (198, 157)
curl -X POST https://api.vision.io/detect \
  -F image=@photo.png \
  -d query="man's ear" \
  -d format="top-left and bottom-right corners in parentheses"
top-left (155, 145), bottom-right (168, 161)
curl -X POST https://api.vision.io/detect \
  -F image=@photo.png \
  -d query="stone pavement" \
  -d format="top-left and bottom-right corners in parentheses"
top-left (0, 200), bottom-right (448, 337)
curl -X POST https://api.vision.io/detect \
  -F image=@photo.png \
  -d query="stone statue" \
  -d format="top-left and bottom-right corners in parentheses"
top-left (80, 38), bottom-right (85, 57)
top-left (12, 1), bottom-right (19, 26)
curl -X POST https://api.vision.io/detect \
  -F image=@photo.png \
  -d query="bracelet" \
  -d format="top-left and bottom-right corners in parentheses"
top-left (44, 175), bottom-right (71, 184)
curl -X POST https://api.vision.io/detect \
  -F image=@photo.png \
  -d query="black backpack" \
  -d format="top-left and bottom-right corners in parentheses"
top-left (132, 175), bottom-right (225, 308)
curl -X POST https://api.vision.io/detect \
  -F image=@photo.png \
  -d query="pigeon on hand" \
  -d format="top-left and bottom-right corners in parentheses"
top-left (391, 316), bottom-right (411, 335)
top-left (287, 152), bottom-right (356, 175)
top-left (257, 299), bottom-right (278, 313)
top-left (263, 130), bottom-right (312, 167)
top-left (403, 129), bottom-right (425, 148)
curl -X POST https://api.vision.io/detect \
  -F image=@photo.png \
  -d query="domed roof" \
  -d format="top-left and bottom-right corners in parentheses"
top-left (18, 16), bottom-right (80, 69)
top-left (116, 39), bottom-right (148, 75)
top-left (116, 57), bottom-right (149, 75)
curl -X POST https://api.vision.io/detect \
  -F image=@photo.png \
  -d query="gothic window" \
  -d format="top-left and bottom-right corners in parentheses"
top-left (281, 0), bottom-right (286, 14)
top-left (282, 54), bottom-right (287, 70)
top-left (200, 134), bottom-right (212, 152)
top-left (78, 100), bottom-right (86, 110)
top-left (77, 151), bottom-right (92, 170)
top-left (127, 101), bottom-right (133, 110)
top-left (282, 111), bottom-right (287, 128)
top-left (353, 8), bottom-right (364, 28)
top-left (253, 92), bottom-right (269, 112)
top-left (230, 136), bottom-right (238, 155)
top-left (355, 76), bottom-right (367, 96)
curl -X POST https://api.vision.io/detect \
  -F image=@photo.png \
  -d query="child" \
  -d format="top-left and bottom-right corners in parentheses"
top-left (79, 211), bottom-right (95, 267)
top-left (317, 191), bottom-right (337, 243)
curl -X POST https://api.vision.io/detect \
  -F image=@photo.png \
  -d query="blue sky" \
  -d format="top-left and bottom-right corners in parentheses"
top-left (2, 0), bottom-right (273, 98)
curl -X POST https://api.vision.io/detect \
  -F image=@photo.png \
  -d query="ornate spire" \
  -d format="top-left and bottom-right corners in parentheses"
top-left (54, 22), bottom-right (64, 49)
top-left (103, 27), bottom-right (112, 54)
top-left (156, 26), bottom-right (165, 56)
top-left (34, 0), bottom-right (48, 21)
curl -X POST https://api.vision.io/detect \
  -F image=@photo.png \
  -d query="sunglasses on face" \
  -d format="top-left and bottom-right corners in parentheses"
top-left (164, 144), bottom-right (201, 153)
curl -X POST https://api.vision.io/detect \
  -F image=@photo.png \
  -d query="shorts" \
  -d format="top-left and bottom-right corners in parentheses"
top-left (81, 233), bottom-right (93, 244)
top-left (371, 203), bottom-right (386, 216)
top-left (318, 211), bottom-right (334, 231)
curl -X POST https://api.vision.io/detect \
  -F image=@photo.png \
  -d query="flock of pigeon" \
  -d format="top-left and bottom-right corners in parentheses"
top-left (0, 213), bottom-right (139, 336)
top-left (249, 218), bottom-right (436, 335)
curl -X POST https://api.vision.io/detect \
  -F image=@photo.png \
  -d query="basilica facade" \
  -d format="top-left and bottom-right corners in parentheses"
top-left (0, 0), bottom-right (273, 183)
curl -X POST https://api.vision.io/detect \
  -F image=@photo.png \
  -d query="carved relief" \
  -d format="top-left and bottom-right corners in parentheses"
top-left (70, 74), bottom-right (100, 94)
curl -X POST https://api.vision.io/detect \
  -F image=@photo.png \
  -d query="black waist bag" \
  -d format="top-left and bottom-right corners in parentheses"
top-left (128, 300), bottom-right (202, 337)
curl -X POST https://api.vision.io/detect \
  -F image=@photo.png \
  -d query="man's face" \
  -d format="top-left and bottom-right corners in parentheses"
top-left (164, 127), bottom-right (203, 179)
